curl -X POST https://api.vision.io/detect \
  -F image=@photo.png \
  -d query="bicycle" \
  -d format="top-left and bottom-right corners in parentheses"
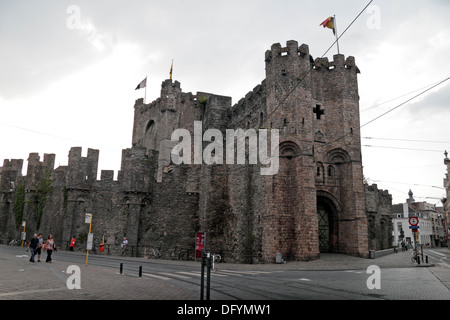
top-left (211, 253), bottom-right (221, 272)
top-left (149, 248), bottom-right (161, 259)
top-left (411, 250), bottom-right (420, 264)
top-left (171, 248), bottom-right (182, 260)
top-left (8, 239), bottom-right (19, 246)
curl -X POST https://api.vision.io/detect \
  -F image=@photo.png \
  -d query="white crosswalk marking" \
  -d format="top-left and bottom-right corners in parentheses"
top-left (177, 271), bottom-right (202, 277)
top-left (142, 273), bottom-right (171, 280)
top-left (140, 269), bottom-right (276, 281)
top-left (219, 269), bottom-right (271, 276)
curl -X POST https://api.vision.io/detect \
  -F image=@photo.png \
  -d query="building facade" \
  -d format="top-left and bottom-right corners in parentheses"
top-left (392, 190), bottom-right (444, 247)
top-left (0, 40), bottom-right (392, 262)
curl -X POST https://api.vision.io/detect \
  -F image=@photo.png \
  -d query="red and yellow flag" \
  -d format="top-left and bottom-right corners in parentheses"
top-left (320, 16), bottom-right (335, 35)
top-left (169, 60), bottom-right (173, 80)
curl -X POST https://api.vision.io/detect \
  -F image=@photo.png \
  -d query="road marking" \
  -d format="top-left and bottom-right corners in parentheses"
top-left (142, 273), bottom-right (171, 280)
top-left (176, 271), bottom-right (202, 277)
top-left (160, 272), bottom-right (192, 279)
top-left (298, 278), bottom-right (311, 281)
top-left (428, 250), bottom-right (446, 257)
top-left (0, 287), bottom-right (67, 298)
top-left (219, 270), bottom-right (270, 275)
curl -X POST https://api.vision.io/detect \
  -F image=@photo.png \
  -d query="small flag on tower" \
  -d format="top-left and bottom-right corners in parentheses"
top-left (169, 60), bottom-right (173, 80)
top-left (320, 16), bottom-right (335, 35)
top-left (135, 77), bottom-right (147, 90)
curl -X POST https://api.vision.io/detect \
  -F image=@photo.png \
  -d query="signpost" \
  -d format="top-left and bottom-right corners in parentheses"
top-left (85, 213), bottom-right (93, 266)
top-left (195, 232), bottom-right (206, 259)
top-left (409, 216), bottom-right (420, 264)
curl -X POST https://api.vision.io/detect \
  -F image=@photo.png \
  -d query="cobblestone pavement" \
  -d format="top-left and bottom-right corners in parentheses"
top-left (0, 245), bottom-right (449, 300)
top-left (0, 245), bottom-right (198, 300)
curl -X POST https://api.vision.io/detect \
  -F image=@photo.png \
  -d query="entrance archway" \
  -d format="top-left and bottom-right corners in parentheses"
top-left (316, 193), bottom-right (340, 253)
top-left (317, 204), bottom-right (330, 253)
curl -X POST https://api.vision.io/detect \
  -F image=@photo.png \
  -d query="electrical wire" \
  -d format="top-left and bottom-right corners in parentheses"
top-left (265, 0), bottom-right (374, 120)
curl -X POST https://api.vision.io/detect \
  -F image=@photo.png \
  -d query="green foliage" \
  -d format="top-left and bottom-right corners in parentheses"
top-left (33, 168), bottom-right (53, 230)
top-left (13, 182), bottom-right (25, 229)
top-left (63, 186), bottom-right (68, 211)
top-left (198, 96), bottom-right (208, 107)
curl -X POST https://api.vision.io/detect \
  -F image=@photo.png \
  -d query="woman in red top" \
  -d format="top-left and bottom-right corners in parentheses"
top-left (70, 236), bottom-right (76, 251)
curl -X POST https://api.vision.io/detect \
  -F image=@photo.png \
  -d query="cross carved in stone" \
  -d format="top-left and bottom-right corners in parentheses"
top-left (313, 105), bottom-right (324, 119)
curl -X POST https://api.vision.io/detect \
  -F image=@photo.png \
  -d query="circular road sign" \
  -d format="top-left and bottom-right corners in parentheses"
top-left (409, 217), bottom-right (419, 226)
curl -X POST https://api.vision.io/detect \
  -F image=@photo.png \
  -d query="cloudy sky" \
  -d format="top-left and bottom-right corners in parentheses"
top-left (1, 0), bottom-right (449, 206)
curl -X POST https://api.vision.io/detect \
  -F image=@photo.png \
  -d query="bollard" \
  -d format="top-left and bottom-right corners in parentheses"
top-left (200, 252), bottom-right (205, 300)
top-left (139, 266), bottom-right (142, 277)
top-left (206, 252), bottom-right (211, 300)
top-left (120, 263), bottom-right (123, 274)
top-left (426, 255), bottom-right (428, 264)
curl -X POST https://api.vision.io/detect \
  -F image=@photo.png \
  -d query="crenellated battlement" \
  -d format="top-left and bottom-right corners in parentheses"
top-left (264, 40), bottom-right (310, 62)
top-left (0, 159), bottom-right (24, 191)
top-left (0, 39), bottom-right (381, 263)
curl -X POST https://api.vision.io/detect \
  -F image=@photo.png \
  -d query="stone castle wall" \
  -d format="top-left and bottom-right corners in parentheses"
top-left (0, 40), bottom-right (391, 262)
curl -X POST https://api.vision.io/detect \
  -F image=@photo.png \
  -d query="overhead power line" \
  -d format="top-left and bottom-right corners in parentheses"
top-left (266, 0), bottom-right (374, 120)
top-left (370, 179), bottom-right (444, 190)
top-left (359, 76), bottom-right (450, 130)
top-left (362, 145), bottom-right (444, 153)
top-left (363, 137), bottom-right (450, 144)
top-left (360, 79), bottom-right (447, 112)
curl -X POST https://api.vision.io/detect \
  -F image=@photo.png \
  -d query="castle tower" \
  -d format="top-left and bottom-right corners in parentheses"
top-left (262, 40), bottom-right (368, 260)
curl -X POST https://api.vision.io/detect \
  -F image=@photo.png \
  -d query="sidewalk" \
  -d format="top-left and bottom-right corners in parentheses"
top-left (0, 246), bottom-right (198, 300)
top-left (0, 245), bottom-right (448, 300)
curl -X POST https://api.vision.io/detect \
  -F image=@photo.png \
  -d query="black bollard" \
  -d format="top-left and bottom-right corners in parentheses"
top-left (120, 263), bottom-right (123, 274)
top-left (139, 266), bottom-right (142, 277)
top-left (200, 251), bottom-right (205, 300)
top-left (426, 255), bottom-right (428, 264)
top-left (206, 253), bottom-right (211, 300)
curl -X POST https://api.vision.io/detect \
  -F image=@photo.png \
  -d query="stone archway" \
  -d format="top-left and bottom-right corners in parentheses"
top-left (316, 192), bottom-right (340, 253)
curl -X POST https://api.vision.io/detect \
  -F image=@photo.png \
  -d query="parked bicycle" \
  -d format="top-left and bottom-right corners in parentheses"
top-left (212, 253), bottom-right (221, 272)
top-left (8, 239), bottom-right (19, 246)
top-left (411, 250), bottom-right (420, 264)
top-left (149, 248), bottom-right (161, 259)
top-left (171, 248), bottom-right (183, 260)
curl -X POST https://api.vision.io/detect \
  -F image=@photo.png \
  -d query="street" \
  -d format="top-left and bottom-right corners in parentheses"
top-left (0, 244), bottom-right (449, 302)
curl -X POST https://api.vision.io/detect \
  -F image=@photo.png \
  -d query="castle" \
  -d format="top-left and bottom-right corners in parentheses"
top-left (0, 40), bottom-right (392, 262)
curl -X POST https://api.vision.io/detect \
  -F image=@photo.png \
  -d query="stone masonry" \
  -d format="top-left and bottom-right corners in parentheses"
top-left (0, 40), bottom-right (392, 262)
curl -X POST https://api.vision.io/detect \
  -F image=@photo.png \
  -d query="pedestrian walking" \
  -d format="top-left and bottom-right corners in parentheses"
top-left (27, 234), bottom-right (39, 263)
top-left (69, 236), bottom-right (76, 251)
top-left (44, 234), bottom-right (56, 263)
top-left (121, 237), bottom-right (128, 256)
top-left (36, 233), bottom-right (44, 262)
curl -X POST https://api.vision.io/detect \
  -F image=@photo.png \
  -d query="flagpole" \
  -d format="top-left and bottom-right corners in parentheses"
top-left (334, 15), bottom-right (340, 55)
top-left (144, 76), bottom-right (147, 103)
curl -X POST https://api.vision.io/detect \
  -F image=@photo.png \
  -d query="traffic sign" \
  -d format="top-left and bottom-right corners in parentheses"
top-left (409, 226), bottom-right (419, 229)
top-left (409, 217), bottom-right (419, 226)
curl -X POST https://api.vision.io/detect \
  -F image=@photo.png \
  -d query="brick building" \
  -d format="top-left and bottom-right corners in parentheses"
top-left (0, 40), bottom-right (391, 262)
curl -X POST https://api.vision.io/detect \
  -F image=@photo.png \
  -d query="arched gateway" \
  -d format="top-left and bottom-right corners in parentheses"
top-left (316, 193), bottom-right (340, 253)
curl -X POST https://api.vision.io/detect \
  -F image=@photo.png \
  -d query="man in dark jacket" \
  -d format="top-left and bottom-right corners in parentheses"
top-left (27, 234), bottom-right (39, 263)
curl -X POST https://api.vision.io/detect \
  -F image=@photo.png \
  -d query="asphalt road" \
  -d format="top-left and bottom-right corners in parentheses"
top-left (1, 244), bottom-right (449, 301)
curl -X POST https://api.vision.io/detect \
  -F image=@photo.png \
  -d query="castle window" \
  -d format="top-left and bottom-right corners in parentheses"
top-left (145, 120), bottom-right (155, 134)
top-left (259, 112), bottom-right (264, 126)
top-left (328, 166), bottom-right (335, 177)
